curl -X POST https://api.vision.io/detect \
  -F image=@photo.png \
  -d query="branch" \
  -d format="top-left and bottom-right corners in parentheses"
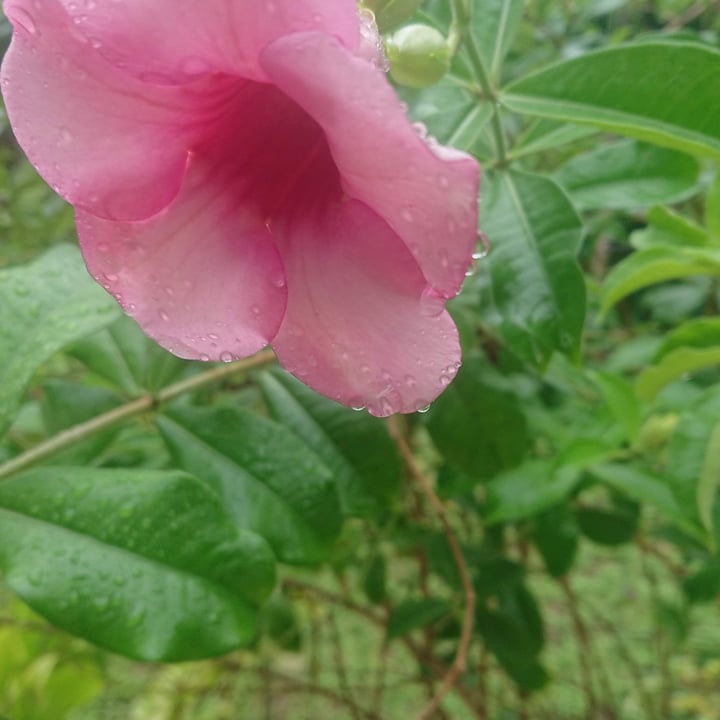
top-left (255, 667), bottom-right (384, 720)
top-left (0, 349), bottom-right (276, 481)
top-left (284, 576), bottom-right (484, 719)
top-left (388, 417), bottom-right (476, 720)
top-left (559, 577), bottom-right (598, 719)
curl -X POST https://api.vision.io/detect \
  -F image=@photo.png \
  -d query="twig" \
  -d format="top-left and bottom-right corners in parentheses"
top-left (282, 577), bottom-right (385, 626)
top-left (559, 577), bottom-right (598, 719)
top-left (583, 598), bottom-right (659, 720)
top-left (388, 417), bottom-right (476, 720)
top-left (663, 0), bottom-right (719, 30)
top-left (283, 576), bottom-right (484, 719)
top-left (0, 349), bottom-right (276, 481)
top-left (328, 609), bottom-right (363, 720)
top-left (638, 549), bottom-right (674, 719)
top-left (257, 668), bottom-right (383, 720)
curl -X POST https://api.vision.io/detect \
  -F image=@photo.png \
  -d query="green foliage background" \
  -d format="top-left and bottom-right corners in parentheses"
top-left (1, 0), bottom-right (720, 718)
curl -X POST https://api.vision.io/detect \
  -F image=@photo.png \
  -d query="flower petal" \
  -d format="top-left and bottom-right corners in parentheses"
top-left (47, 0), bottom-right (360, 83)
top-left (271, 200), bottom-right (462, 417)
top-left (76, 154), bottom-right (287, 362)
top-left (0, 0), bottom-right (214, 221)
top-left (261, 32), bottom-right (481, 298)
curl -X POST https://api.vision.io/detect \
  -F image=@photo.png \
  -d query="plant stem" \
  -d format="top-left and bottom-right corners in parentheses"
top-left (449, 0), bottom-right (508, 166)
top-left (388, 417), bottom-right (476, 720)
top-left (559, 576), bottom-right (598, 719)
top-left (0, 349), bottom-right (276, 482)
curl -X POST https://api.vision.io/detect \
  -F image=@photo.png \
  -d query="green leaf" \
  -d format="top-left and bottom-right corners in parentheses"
top-left (262, 593), bottom-right (301, 651)
top-left (555, 140), bottom-right (700, 210)
top-left (576, 506), bottom-right (638, 546)
top-left (636, 318), bottom-right (720, 400)
top-left (631, 205), bottom-right (711, 250)
top-left (697, 424), bottom-right (720, 539)
top-left (387, 598), bottom-right (452, 639)
top-left (0, 468), bottom-right (275, 661)
top-left (476, 584), bottom-right (547, 692)
top-left (259, 370), bottom-right (400, 519)
top-left (40, 381), bottom-right (123, 465)
top-left (157, 405), bottom-right (342, 564)
top-left (589, 464), bottom-right (687, 526)
top-left (638, 354), bottom-right (720, 401)
top-left (707, 177), bottom-right (720, 241)
top-left (485, 462), bottom-right (579, 525)
top-left (590, 372), bottom-right (643, 443)
top-left (511, 118), bottom-right (597, 159)
top-left (503, 43), bottom-right (720, 159)
top-left (667, 387), bottom-right (720, 538)
top-left (426, 356), bottom-right (528, 480)
top-left (533, 504), bottom-right (579, 578)
top-left (683, 559), bottom-right (720, 604)
top-left (0, 246), bottom-right (120, 438)
top-left (470, 0), bottom-right (524, 81)
top-left (599, 246), bottom-right (720, 315)
top-left (402, 79), bottom-right (494, 154)
top-left (478, 170), bottom-right (585, 366)
top-left (70, 316), bottom-right (187, 394)
top-left (363, 554), bottom-right (388, 605)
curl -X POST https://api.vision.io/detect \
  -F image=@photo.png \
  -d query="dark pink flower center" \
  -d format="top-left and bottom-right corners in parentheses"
top-left (195, 79), bottom-right (342, 232)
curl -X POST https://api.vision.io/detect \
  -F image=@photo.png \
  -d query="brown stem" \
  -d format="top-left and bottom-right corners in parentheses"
top-left (388, 417), bottom-right (477, 720)
top-left (284, 577), bottom-right (484, 720)
top-left (663, 0), bottom-right (718, 29)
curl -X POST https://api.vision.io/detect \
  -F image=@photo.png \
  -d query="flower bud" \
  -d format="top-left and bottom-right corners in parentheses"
top-left (386, 24), bottom-right (451, 89)
top-left (636, 413), bottom-right (679, 451)
top-left (362, 0), bottom-right (423, 32)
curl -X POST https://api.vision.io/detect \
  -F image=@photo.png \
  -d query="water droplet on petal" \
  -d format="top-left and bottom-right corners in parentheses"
top-left (416, 402), bottom-right (431, 414)
top-left (159, 310), bottom-right (170, 322)
top-left (219, 351), bottom-right (234, 363)
top-left (199, 353), bottom-right (210, 362)
top-left (477, 231), bottom-right (490, 256)
top-left (349, 396), bottom-right (366, 411)
top-left (413, 121), bottom-right (428, 139)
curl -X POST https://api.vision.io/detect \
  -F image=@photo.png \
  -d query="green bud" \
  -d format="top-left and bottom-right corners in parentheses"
top-left (635, 413), bottom-right (679, 452)
top-left (386, 24), bottom-right (451, 89)
top-left (362, 0), bottom-right (423, 32)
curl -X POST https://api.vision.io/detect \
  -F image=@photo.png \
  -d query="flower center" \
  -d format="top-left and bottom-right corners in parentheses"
top-left (197, 79), bottom-right (342, 229)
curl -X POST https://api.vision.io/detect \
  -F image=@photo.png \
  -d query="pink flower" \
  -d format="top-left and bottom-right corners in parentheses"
top-left (1, 0), bottom-right (480, 416)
